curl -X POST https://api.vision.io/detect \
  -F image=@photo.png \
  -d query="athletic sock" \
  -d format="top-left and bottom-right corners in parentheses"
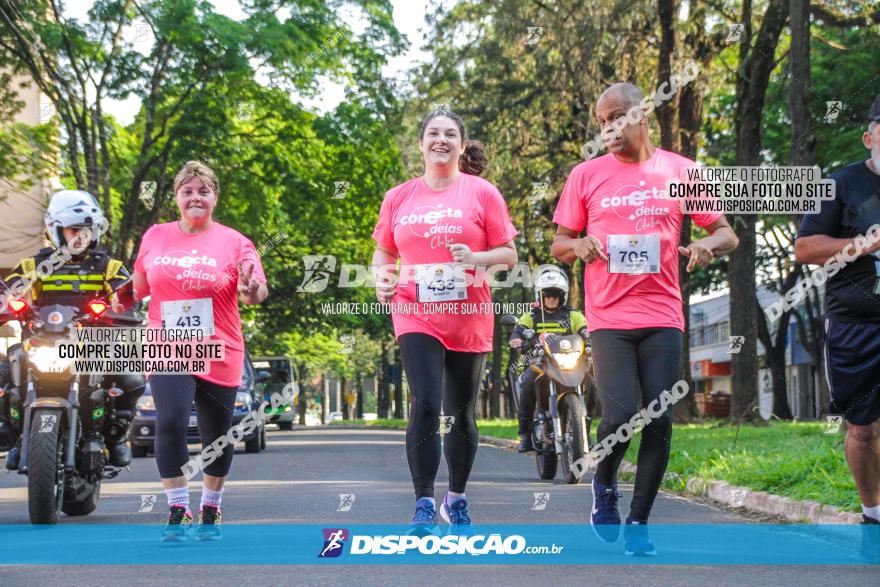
top-left (417, 496), bottom-right (436, 508)
top-left (863, 504), bottom-right (880, 522)
top-left (201, 488), bottom-right (224, 510)
top-left (164, 486), bottom-right (190, 511)
top-left (446, 491), bottom-right (465, 505)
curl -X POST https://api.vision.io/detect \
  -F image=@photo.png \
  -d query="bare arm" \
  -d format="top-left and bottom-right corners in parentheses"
top-left (795, 234), bottom-right (880, 266)
top-left (552, 226), bottom-right (607, 265)
top-left (551, 226), bottom-right (580, 264)
top-left (468, 240), bottom-right (518, 269)
top-left (696, 216), bottom-right (739, 256)
top-left (132, 269), bottom-right (148, 301)
top-left (372, 246), bottom-right (398, 303)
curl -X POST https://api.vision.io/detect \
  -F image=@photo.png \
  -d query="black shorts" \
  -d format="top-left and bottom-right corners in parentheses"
top-left (824, 319), bottom-right (880, 425)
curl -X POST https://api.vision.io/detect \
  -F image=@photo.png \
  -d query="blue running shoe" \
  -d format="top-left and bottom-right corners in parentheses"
top-left (624, 517), bottom-right (656, 556)
top-left (407, 497), bottom-right (440, 537)
top-left (161, 505), bottom-right (194, 542)
top-left (590, 477), bottom-right (622, 542)
top-left (440, 495), bottom-right (474, 536)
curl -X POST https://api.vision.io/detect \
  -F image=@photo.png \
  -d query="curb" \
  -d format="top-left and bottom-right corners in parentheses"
top-left (329, 424), bottom-right (861, 525)
top-left (682, 476), bottom-right (861, 525)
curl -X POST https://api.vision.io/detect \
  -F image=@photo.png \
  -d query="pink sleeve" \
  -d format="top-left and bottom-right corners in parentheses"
top-left (239, 237), bottom-right (267, 284)
top-left (691, 208), bottom-right (723, 228)
top-left (371, 192), bottom-right (399, 256)
top-left (482, 185), bottom-right (519, 248)
top-left (553, 165), bottom-right (587, 233)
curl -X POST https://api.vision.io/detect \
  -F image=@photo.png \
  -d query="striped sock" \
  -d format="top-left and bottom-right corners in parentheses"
top-left (164, 486), bottom-right (189, 510)
top-left (201, 488), bottom-right (223, 510)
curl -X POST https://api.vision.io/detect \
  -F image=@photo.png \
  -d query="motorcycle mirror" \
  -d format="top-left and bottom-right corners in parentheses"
top-left (500, 314), bottom-right (518, 327)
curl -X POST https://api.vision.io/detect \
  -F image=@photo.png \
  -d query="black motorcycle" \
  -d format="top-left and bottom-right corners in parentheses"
top-left (0, 284), bottom-right (142, 524)
top-left (502, 314), bottom-right (593, 484)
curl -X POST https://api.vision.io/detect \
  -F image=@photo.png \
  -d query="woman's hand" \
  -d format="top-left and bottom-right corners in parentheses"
top-left (375, 278), bottom-right (396, 303)
top-left (448, 243), bottom-right (476, 265)
top-left (238, 261), bottom-right (267, 304)
top-left (238, 261), bottom-right (259, 296)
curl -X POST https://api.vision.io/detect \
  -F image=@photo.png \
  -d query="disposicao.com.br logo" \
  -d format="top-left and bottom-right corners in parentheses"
top-left (318, 528), bottom-right (563, 557)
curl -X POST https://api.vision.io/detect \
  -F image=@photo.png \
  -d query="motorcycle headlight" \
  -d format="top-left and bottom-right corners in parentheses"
top-left (136, 395), bottom-right (155, 411)
top-left (235, 391), bottom-right (252, 408)
top-left (552, 352), bottom-right (580, 370)
top-left (27, 346), bottom-right (73, 374)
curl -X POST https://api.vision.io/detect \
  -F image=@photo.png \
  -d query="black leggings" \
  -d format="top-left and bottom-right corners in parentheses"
top-left (150, 374), bottom-right (238, 479)
top-left (590, 328), bottom-right (683, 522)
top-left (399, 333), bottom-right (487, 499)
top-left (517, 367), bottom-right (539, 434)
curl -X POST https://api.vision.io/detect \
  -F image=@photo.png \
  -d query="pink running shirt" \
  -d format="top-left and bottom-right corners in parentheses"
top-left (372, 173), bottom-right (518, 352)
top-left (553, 149), bottom-right (721, 332)
top-left (134, 221), bottom-right (267, 386)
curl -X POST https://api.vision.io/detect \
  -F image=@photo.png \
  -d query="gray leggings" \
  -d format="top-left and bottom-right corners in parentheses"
top-left (590, 327), bottom-right (683, 522)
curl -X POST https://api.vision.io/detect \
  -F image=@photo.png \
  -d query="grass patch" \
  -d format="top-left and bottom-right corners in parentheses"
top-left (622, 420), bottom-right (856, 512)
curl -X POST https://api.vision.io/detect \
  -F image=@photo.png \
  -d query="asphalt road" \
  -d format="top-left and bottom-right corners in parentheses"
top-left (0, 427), bottom-right (875, 585)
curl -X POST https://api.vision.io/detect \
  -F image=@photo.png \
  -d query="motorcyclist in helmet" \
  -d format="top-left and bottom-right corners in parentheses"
top-left (509, 265), bottom-right (588, 452)
top-left (0, 190), bottom-right (145, 470)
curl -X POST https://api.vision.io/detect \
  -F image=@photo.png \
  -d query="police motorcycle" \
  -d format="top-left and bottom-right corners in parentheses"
top-left (0, 281), bottom-right (143, 524)
top-left (503, 314), bottom-right (592, 484)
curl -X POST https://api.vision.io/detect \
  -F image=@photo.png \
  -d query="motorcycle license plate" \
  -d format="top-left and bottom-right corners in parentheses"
top-left (188, 415), bottom-right (197, 428)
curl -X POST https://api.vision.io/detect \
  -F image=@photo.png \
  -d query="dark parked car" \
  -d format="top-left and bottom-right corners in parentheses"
top-left (131, 353), bottom-right (271, 457)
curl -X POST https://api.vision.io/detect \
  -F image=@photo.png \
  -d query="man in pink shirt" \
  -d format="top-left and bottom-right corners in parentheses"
top-left (552, 82), bottom-right (738, 555)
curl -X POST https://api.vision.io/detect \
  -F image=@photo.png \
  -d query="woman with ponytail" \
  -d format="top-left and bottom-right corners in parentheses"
top-left (371, 109), bottom-right (518, 533)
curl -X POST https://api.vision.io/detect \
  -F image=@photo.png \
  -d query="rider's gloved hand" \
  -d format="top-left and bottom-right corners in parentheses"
top-left (509, 338), bottom-right (522, 349)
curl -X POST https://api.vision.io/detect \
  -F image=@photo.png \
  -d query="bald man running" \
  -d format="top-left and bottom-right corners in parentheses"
top-left (552, 82), bottom-right (739, 555)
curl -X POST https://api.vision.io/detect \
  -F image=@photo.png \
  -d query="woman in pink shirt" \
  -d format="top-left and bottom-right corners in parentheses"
top-left (371, 109), bottom-right (518, 531)
top-left (133, 161), bottom-right (268, 541)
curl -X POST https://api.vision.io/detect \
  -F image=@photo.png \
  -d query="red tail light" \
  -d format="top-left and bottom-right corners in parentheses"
top-left (9, 299), bottom-right (27, 313)
top-left (88, 301), bottom-right (108, 316)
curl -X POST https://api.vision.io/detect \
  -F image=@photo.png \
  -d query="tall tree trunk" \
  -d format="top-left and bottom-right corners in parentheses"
top-left (656, 0), bottom-right (681, 151)
top-left (729, 0), bottom-right (790, 422)
top-left (789, 0), bottom-right (814, 167)
top-left (341, 376), bottom-right (350, 420)
top-left (297, 364), bottom-right (308, 426)
top-left (757, 298), bottom-right (795, 419)
top-left (355, 377), bottom-right (364, 419)
top-left (490, 312), bottom-right (501, 419)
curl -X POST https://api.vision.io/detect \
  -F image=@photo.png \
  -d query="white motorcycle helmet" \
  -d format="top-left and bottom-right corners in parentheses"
top-left (44, 190), bottom-right (105, 249)
top-left (533, 265), bottom-right (569, 306)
